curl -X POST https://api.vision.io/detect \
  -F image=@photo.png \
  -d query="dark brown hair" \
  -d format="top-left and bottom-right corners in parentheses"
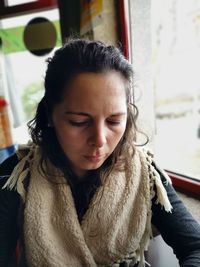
top-left (28, 38), bottom-right (139, 183)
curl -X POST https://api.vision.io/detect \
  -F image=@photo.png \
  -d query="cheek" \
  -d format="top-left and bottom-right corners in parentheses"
top-left (54, 125), bottom-right (85, 149)
top-left (109, 125), bottom-right (126, 146)
top-left (57, 129), bottom-right (76, 143)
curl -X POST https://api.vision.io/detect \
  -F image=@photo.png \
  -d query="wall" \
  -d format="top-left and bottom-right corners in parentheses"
top-left (129, 0), bottom-right (155, 147)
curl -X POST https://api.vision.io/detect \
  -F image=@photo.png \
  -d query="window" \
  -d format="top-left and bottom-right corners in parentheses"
top-left (127, 0), bottom-right (200, 184)
top-left (6, 0), bottom-right (37, 6)
top-left (152, 0), bottom-right (200, 181)
top-left (0, 8), bottom-right (61, 145)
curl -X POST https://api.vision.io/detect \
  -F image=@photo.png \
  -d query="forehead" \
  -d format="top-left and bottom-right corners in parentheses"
top-left (62, 71), bottom-right (127, 109)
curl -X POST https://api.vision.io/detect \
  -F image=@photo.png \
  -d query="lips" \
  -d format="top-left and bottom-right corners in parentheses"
top-left (84, 155), bottom-right (104, 163)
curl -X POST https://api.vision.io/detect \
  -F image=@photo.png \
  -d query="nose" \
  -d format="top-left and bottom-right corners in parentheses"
top-left (88, 123), bottom-right (107, 147)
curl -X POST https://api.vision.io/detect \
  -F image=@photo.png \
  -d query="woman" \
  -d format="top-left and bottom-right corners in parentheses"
top-left (0, 38), bottom-right (200, 267)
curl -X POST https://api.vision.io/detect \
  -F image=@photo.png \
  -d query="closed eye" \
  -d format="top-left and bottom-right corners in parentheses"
top-left (106, 120), bottom-right (121, 126)
top-left (69, 120), bottom-right (90, 127)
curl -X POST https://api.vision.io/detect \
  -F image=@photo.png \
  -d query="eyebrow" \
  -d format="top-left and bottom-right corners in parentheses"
top-left (109, 113), bottom-right (127, 117)
top-left (65, 112), bottom-right (127, 117)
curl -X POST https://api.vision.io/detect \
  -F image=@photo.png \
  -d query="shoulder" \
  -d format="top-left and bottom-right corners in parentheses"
top-left (135, 146), bottom-right (173, 212)
top-left (0, 154), bottom-right (20, 214)
top-left (134, 146), bottom-right (171, 185)
top-left (0, 153), bottom-right (19, 186)
top-left (0, 157), bottom-right (20, 265)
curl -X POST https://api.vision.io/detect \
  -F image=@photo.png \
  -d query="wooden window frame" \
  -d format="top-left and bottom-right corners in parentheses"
top-left (167, 170), bottom-right (200, 198)
top-left (0, 0), bottom-right (57, 19)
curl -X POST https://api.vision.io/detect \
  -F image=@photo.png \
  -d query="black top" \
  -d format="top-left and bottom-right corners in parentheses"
top-left (0, 154), bottom-right (200, 267)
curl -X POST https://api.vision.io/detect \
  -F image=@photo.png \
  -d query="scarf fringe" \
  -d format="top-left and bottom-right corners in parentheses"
top-left (153, 172), bottom-right (173, 212)
top-left (2, 144), bottom-right (33, 202)
top-left (144, 148), bottom-right (173, 213)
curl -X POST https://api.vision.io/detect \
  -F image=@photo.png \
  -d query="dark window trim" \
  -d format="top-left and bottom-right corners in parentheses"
top-left (0, 0), bottom-right (57, 19)
top-left (166, 170), bottom-right (200, 198)
top-left (117, 0), bottom-right (129, 59)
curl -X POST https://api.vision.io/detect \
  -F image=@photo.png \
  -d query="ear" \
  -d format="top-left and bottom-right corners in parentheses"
top-left (43, 98), bottom-right (54, 128)
top-left (47, 122), bottom-right (53, 127)
top-left (47, 117), bottom-right (54, 127)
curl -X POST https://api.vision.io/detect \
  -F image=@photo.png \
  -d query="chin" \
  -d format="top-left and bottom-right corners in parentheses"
top-left (85, 160), bottom-right (105, 171)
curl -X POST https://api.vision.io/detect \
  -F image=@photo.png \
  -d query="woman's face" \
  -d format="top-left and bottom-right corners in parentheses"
top-left (52, 71), bottom-right (127, 178)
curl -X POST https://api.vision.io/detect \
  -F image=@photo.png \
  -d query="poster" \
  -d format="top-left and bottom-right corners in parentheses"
top-left (80, 0), bottom-right (103, 36)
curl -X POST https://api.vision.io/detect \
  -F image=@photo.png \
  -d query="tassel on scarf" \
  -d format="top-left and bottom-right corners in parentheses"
top-left (2, 144), bottom-right (33, 202)
top-left (144, 148), bottom-right (173, 213)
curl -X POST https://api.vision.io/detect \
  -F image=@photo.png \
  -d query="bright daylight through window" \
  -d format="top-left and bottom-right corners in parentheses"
top-left (128, 0), bottom-right (200, 181)
top-left (0, 8), bottom-right (61, 145)
top-left (6, 0), bottom-right (37, 6)
top-left (152, 0), bottom-right (200, 181)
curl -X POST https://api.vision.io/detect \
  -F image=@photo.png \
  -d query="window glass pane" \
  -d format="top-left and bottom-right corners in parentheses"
top-left (0, 8), bottom-right (61, 145)
top-left (152, 0), bottom-right (200, 180)
top-left (128, 0), bottom-right (200, 181)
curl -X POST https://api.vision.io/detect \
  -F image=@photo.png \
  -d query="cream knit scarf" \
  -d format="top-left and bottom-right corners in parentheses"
top-left (3, 144), bottom-right (172, 267)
